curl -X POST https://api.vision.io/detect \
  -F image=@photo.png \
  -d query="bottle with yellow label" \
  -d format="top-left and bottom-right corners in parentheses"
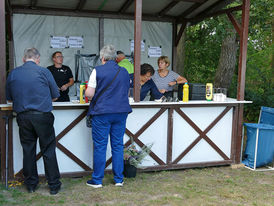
top-left (183, 82), bottom-right (189, 102)
top-left (80, 83), bottom-right (86, 104)
top-left (206, 83), bottom-right (213, 101)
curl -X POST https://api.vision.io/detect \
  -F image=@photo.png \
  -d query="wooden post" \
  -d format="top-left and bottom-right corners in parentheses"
top-left (172, 21), bottom-right (177, 72)
top-left (133, 0), bottom-right (142, 102)
top-left (0, 0), bottom-right (6, 104)
top-left (235, 0), bottom-right (250, 163)
top-left (99, 18), bottom-right (104, 52)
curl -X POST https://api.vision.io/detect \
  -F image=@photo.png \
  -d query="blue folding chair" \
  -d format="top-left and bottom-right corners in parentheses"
top-left (242, 106), bottom-right (274, 171)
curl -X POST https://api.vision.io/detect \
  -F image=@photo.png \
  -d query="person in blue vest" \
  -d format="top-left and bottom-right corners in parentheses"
top-left (6, 48), bottom-right (62, 195)
top-left (85, 45), bottom-right (132, 188)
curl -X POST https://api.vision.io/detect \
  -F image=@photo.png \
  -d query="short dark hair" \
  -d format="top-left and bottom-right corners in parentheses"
top-left (52, 51), bottom-right (62, 59)
top-left (117, 51), bottom-right (125, 55)
top-left (141, 63), bottom-right (155, 76)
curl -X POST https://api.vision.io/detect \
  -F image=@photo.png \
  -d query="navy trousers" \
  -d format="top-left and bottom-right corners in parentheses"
top-left (91, 113), bottom-right (128, 184)
top-left (16, 112), bottom-right (61, 190)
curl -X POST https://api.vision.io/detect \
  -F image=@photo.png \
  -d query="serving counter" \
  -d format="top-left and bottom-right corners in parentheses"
top-left (0, 98), bottom-right (251, 179)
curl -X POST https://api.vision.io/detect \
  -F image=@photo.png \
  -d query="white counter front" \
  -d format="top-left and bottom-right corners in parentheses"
top-left (0, 98), bottom-right (252, 177)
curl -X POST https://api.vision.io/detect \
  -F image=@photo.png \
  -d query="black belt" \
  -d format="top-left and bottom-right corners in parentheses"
top-left (18, 111), bottom-right (50, 115)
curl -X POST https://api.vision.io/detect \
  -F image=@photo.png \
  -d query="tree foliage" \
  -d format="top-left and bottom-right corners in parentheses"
top-left (183, 0), bottom-right (273, 122)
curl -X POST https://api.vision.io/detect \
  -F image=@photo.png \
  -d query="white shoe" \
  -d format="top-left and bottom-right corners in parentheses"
top-left (115, 182), bottom-right (124, 187)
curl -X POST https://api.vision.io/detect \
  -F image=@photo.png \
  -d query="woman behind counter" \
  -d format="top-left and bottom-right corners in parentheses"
top-left (152, 56), bottom-right (187, 98)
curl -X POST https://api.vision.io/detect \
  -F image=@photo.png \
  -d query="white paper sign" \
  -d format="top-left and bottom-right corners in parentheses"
top-left (148, 46), bottom-right (162, 57)
top-left (130, 40), bottom-right (145, 52)
top-left (68, 36), bottom-right (84, 48)
top-left (50, 36), bottom-right (67, 48)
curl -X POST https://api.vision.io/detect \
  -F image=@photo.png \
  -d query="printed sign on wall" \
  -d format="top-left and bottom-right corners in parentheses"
top-left (50, 36), bottom-right (67, 48)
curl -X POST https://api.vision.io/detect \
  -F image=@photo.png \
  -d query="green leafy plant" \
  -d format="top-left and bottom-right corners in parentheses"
top-left (124, 140), bottom-right (153, 168)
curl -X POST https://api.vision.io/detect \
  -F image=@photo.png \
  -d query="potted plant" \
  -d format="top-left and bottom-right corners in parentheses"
top-left (123, 140), bottom-right (153, 178)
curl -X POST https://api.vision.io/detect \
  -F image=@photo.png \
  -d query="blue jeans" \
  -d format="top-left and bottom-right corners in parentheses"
top-left (91, 113), bottom-right (128, 184)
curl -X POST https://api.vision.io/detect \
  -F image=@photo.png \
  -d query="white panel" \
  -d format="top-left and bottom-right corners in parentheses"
top-left (13, 14), bottom-right (99, 97)
top-left (180, 139), bottom-right (223, 163)
top-left (172, 107), bottom-right (233, 163)
top-left (12, 120), bottom-right (23, 174)
top-left (126, 108), bottom-right (162, 134)
top-left (172, 111), bottom-right (199, 161)
top-left (104, 19), bottom-right (172, 69)
top-left (138, 110), bottom-right (168, 165)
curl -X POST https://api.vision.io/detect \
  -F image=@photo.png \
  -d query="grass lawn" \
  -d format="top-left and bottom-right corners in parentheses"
top-left (0, 166), bottom-right (273, 206)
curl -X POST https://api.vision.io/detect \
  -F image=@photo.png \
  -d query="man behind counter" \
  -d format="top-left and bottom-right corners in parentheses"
top-left (47, 51), bottom-right (74, 102)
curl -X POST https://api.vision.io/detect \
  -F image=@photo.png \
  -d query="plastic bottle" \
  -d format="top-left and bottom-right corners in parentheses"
top-left (206, 83), bottom-right (213, 101)
top-left (183, 82), bottom-right (189, 102)
top-left (80, 83), bottom-right (86, 104)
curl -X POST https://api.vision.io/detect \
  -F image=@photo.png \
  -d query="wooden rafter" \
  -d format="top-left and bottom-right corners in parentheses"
top-left (227, 12), bottom-right (241, 35)
top-left (190, 5), bottom-right (242, 24)
top-left (175, 21), bottom-right (187, 46)
top-left (158, 1), bottom-right (179, 17)
top-left (119, 0), bottom-right (134, 13)
top-left (176, 0), bottom-right (206, 23)
top-left (11, 6), bottom-right (174, 22)
top-left (76, 0), bottom-right (86, 11)
top-left (30, 0), bottom-right (38, 8)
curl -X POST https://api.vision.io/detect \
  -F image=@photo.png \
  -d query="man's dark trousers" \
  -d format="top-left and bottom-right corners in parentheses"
top-left (16, 112), bottom-right (61, 190)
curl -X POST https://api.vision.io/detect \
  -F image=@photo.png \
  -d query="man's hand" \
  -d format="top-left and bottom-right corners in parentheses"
top-left (60, 84), bottom-right (68, 91)
top-left (159, 89), bottom-right (167, 94)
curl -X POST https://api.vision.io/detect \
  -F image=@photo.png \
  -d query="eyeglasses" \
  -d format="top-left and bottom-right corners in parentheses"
top-left (55, 56), bottom-right (64, 59)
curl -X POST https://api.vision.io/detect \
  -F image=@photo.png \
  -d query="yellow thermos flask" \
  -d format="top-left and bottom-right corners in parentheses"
top-left (206, 83), bottom-right (213, 101)
top-left (80, 83), bottom-right (86, 104)
top-left (183, 82), bottom-right (189, 102)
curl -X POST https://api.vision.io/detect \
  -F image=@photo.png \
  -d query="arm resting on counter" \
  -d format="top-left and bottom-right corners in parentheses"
top-left (85, 86), bottom-right (96, 101)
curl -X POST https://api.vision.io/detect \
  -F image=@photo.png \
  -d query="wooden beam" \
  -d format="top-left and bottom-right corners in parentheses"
top-left (158, 1), bottom-right (179, 17)
top-left (172, 21), bottom-right (177, 72)
top-left (76, 0), bottom-right (86, 11)
top-left (175, 21), bottom-right (187, 46)
top-left (133, 0), bottom-right (142, 102)
top-left (235, 0), bottom-right (250, 163)
top-left (119, 0), bottom-right (134, 13)
top-left (99, 18), bottom-right (104, 52)
top-left (11, 6), bottom-right (175, 23)
top-left (190, 0), bottom-right (237, 23)
top-left (30, 0), bottom-right (38, 8)
top-left (176, 0), bottom-right (206, 2)
top-left (227, 12), bottom-right (241, 35)
top-left (176, 1), bottom-right (205, 23)
top-left (190, 5), bottom-right (242, 24)
top-left (0, 0), bottom-right (6, 104)
top-left (237, 0), bottom-right (249, 101)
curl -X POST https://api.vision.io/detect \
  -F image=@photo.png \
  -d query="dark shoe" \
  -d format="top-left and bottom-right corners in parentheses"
top-left (86, 179), bottom-right (102, 188)
top-left (50, 186), bottom-right (61, 195)
top-left (27, 185), bottom-right (38, 193)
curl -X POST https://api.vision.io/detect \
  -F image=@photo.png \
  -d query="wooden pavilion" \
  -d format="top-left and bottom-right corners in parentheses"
top-left (0, 0), bottom-right (250, 182)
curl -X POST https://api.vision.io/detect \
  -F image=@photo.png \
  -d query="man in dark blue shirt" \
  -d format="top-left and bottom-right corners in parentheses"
top-left (130, 63), bottom-right (163, 101)
top-left (6, 48), bottom-right (62, 195)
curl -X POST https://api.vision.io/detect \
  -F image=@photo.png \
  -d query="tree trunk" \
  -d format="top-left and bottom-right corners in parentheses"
top-left (214, 30), bottom-right (238, 89)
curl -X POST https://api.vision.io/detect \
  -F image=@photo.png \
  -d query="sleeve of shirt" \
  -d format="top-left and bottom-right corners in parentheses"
top-left (171, 71), bottom-right (180, 80)
top-left (88, 69), bottom-right (97, 88)
top-left (5, 73), bottom-right (12, 101)
top-left (67, 67), bottom-right (73, 78)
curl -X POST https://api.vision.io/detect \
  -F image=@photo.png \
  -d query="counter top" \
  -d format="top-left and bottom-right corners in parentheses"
top-left (0, 98), bottom-right (252, 110)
